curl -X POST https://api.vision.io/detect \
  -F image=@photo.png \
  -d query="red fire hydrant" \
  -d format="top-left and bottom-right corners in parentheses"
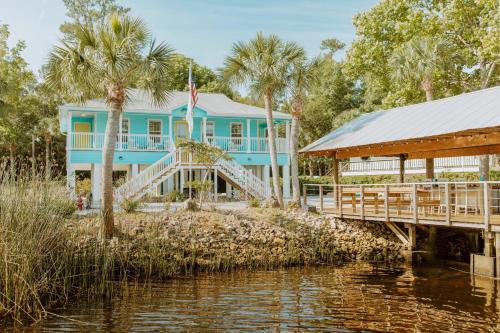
top-left (76, 196), bottom-right (84, 211)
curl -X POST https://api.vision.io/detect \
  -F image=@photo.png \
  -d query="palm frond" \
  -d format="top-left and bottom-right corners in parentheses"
top-left (44, 14), bottom-right (173, 109)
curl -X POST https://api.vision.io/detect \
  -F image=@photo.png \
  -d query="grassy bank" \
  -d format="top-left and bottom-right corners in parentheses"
top-left (0, 175), bottom-right (404, 323)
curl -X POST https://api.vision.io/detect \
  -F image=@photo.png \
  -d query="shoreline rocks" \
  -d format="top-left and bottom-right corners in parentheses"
top-left (76, 208), bottom-right (405, 277)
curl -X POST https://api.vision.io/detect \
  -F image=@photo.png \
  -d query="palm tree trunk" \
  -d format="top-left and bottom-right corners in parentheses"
top-left (102, 104), bottom-right (121, 239)
top-left (421, 76), bottom-right (433, 101)
top-left (479, 155), bottom-right (490, 181)
top-left (45, 136), bottom-right (51, 181)
top-left (290, 113), bottom-right (300, 204)
top-left (479, 62), bottom-right (491, 181)
top-left (422, 78), bottom-right (434, 179)
top-left (264, 93), bottom-right (284, 208)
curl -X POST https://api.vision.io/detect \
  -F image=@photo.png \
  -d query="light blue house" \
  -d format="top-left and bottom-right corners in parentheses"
top-left (59, 90), bottom-right (291, 206)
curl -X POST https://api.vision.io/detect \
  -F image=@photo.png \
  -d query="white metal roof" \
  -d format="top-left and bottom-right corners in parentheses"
top-left (301, 86), bottom-right (500, 154)
top-left (60, 89), bottom-right (291, 119)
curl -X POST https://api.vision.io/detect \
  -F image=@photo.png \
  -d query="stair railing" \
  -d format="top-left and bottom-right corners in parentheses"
top-left (114, 149), bottom-right (180, 202)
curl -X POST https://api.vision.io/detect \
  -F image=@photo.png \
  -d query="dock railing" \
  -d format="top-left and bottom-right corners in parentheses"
top-left (303, 181), bottom-right (500, 230)
top-left (339, 156), bottom-right (486, 176)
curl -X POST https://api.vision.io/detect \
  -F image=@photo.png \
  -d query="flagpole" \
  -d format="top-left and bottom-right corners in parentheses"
top-left (188, 62), bottom-right (193, 199)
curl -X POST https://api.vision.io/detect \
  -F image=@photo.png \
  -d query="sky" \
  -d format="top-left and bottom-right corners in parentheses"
top-left (0, 0), bottom-right (378, 77)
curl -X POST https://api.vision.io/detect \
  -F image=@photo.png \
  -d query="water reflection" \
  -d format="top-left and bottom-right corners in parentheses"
top-left (8, 263), bottom-right (500, 332)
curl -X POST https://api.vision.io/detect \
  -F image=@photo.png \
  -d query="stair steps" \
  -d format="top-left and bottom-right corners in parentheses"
top-left (114, 147), bottom-right (270, 203)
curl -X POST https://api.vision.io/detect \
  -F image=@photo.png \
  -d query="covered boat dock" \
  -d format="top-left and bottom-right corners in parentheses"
top-left (300, 86), bottom-right (500, 276)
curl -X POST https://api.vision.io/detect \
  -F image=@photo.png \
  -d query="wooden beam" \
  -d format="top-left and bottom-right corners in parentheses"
top-left (399, 154), bottom-right (406, 183)
top-left (407, 144), bottom-right (500, 159)
top-left (333, 131), bottom-right (500, 159)
top-left (332, 154), bottom-right (339, 209)
top-left (417, 225), bottom-right (430, 233)
top-left (406, 224), bottom-right (417, 250)
top-left (425, 158), bottom-right (434, 180)
top-left (384, 222), bottom-right (409, 245)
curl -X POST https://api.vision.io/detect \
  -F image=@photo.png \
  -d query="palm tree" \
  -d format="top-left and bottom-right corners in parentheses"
top-left (288, 55), bottom-right (319, 205)
top-left (390, 36), bottom-right (448, 102)
top-left (45, 14), bottom-right (173, 238)
top-left (222, 32), bottom-right (304, 208)
top-left (390, 36), bottom-right (448, 180)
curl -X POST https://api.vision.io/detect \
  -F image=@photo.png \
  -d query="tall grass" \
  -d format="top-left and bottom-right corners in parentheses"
top-left (0, 164), bottom-right (121, 323)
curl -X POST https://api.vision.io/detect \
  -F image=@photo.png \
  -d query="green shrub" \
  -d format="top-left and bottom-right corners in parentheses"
top-left (166, 190), bottom-right (185, 202)
top-left (248, 197), bottom-right (261, 208)
top-left (120, 198), bottom-right (141, 213)
top-left (52, 197), bottom-right (77, 217)
top-left (76, 177), bottom-right (91, 196)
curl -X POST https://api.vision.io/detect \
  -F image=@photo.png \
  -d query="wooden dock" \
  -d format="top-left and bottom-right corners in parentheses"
top-left (303, 181), bottom-right (500, 232)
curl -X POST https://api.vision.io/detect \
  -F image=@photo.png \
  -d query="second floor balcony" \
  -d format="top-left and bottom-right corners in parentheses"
top-left (70, 132), bottom-right (289, 154)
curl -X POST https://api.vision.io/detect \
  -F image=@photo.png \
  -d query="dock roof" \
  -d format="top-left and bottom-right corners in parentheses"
top-left (300, 86), bottom-right (500, 159)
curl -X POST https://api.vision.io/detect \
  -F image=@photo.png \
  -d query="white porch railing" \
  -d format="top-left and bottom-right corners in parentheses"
top-left (206, 136), bottom-right (288, 153)
top-left (71, 133), bottom-right (288, 154)
top-left (71, 132), bottom-right (172, 151)
top-left (340, 156), bottom-right (485, 176)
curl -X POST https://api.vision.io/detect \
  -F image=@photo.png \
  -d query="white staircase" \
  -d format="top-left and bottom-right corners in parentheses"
top-left (114, 148), bottom-right (270, 203)
top-left (216, 158), bottom-right (269, 199)
top-left (114, 150), bottom-right (180, 203)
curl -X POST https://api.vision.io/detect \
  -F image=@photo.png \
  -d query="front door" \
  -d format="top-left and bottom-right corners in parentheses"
top-left (175, 120), bottom-right (188, 142)
top-left (74, 122), bottom-right (91, 148)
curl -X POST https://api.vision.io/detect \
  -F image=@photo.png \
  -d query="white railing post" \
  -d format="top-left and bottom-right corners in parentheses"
top-left (445, 183), bottom-right (451, 225)
top-left (384, 184), bottom-right (389, 222)
top-left (246, 119), bottom-right (251, 152)
top-left (169, 115), bottom-right (173, 147)
top-left (483, 183), bottom-right (490, 231)
top-left (202, 117), bottom-right (207, 143)
top-left (412, 183), bottom-right (418, 224)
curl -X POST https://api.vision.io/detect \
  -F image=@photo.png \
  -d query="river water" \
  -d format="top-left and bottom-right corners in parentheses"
top-left (7, 263), bottom-right (500, 332)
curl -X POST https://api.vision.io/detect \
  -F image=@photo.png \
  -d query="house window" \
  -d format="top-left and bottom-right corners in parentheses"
top-left (206, 121), bottom-right (215, 138)
top-left (230, 123), bottom-right (243, 144)
top-left (149, 120), bottom-right (162, 144)
top-left (121, 118), bottom-right (129, 135)
top-left (121, 118), bottom-right (129, 143)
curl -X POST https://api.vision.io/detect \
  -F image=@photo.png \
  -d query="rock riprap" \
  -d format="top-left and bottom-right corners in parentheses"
top-left (75, 208), bottom-right (404, 277)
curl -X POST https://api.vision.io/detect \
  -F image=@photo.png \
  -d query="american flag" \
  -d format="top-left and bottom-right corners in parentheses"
top-left (190, 79), bottom-right (198, 109)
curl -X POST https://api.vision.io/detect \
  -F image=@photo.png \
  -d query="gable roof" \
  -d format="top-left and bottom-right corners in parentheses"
top-left (60, 90), bottom-right (291, 119)
top-left (300, 85), bottom-right (500, 155)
